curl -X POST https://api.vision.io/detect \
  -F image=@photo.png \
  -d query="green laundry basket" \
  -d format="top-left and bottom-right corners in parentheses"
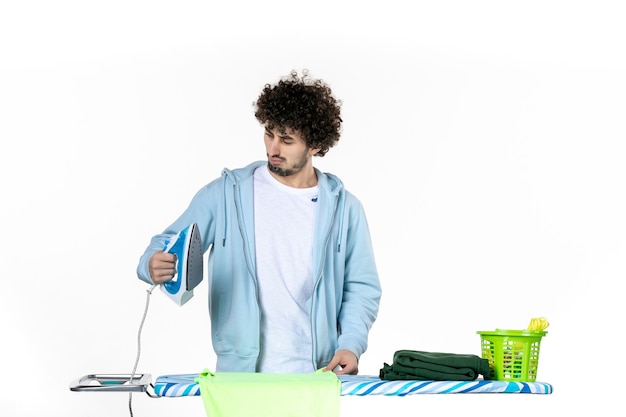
top-left (477, 329), bottom-right (547, 382)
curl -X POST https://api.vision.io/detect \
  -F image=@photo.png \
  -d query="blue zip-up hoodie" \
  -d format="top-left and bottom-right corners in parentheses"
top-left (137, 161), bottom-right (381, 372)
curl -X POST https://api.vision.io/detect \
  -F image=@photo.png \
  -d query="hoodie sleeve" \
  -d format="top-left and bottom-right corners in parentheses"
top-left (336, 195), bottom-right (382, 358)
top-left (136, 179), bottom-right (222, 285)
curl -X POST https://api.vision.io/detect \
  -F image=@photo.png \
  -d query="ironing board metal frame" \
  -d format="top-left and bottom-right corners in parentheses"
top-left (69, 373), bottom-right (553, 396)
top-left (70, 373), bottom-right (154, 394)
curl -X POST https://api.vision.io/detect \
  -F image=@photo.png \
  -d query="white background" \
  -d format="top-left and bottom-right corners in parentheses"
top-left (1, 1), bottom-right (624, 416)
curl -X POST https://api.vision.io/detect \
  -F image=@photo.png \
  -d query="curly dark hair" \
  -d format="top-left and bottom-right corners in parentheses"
top-left (254, 70), bottom-right (342, 157)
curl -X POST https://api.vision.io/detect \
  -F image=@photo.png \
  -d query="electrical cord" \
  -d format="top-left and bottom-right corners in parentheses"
top-left (128, 284), bottom-right (157, 417)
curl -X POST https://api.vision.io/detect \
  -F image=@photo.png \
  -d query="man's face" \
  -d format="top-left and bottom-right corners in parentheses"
top-left (264, 125), bottom-right (318, 177)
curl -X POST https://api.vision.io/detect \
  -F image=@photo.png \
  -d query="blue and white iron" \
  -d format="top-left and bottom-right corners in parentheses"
top-left (161, 223), bottom-right (203, 306)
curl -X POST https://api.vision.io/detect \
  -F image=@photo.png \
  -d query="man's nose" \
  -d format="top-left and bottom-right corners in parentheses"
top-left (268, 138), bottom-right (281, 155)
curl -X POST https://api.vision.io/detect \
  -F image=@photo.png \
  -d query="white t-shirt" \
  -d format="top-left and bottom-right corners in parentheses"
top-left (253, 166), bottom-right (319, 373)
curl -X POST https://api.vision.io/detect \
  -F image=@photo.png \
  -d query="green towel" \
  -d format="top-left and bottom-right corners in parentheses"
top-left (195, 368), bottom-right (341, 417)
top-left (380, 350), bottom-right (491, 381)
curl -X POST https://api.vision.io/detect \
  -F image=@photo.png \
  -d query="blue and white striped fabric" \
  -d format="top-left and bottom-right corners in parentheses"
top-left (153, 374), bottom-right (553, 397)
top-left (154, 374), bottom-right (202, 397)
top-left (339, 375), bottom-right (553, 395)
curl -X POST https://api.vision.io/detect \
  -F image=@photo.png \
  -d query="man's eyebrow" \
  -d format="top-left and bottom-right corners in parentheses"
top-left (265, 126), bottom-right (295, 140)
top-left (275, 130), bottom-right (296, 140)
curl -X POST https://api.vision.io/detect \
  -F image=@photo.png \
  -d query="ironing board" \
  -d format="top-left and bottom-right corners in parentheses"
top-left (154, 374), bottom-right (553, 397)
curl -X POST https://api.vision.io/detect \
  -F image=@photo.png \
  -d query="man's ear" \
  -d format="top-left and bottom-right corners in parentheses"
top-left (309, 147), bottom-right (321, 156)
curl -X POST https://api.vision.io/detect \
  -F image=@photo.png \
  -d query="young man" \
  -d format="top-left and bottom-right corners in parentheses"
top-left (137, 70), bottom-right (382, 375)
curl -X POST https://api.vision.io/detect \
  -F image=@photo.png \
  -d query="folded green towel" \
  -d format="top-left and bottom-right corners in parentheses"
top-left (379, 350), bottom-right (491, 381)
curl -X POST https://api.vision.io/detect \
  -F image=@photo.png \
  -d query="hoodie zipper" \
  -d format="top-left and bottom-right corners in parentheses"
top-left (231, 180), bottom-right (263, 369)
top-left (310, 192), bottom-right (340, 370)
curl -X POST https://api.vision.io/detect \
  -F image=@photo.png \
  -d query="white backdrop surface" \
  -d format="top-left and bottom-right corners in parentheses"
top-left (1, 1), bottom-right (624, 416)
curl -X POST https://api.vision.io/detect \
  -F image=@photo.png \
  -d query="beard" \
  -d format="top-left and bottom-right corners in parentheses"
top-left (267, 149), bottom-right (310, 177)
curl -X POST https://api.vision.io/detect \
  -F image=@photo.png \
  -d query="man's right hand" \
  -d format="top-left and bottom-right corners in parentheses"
top-left (148, 251), bottom-right (177, 284)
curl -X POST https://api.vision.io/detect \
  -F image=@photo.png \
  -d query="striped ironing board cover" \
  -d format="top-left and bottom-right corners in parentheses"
top-left (154, 374), bottom-right (553, 397)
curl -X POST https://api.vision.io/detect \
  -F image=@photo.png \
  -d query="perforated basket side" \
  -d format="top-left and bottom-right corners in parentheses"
top-left (478, 330), bottom-right (546, 382)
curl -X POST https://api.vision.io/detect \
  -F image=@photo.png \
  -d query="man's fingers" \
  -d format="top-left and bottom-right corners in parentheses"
top-left (324, 357), bottom-right (339, 372)
top-left (149, 251), bottom-right (178, 284)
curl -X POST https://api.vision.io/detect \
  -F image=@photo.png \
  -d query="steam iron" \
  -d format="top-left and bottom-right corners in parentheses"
top-left (161, 223), bottom-right (203, 306)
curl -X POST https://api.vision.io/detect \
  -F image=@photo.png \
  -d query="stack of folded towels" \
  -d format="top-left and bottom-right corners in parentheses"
top-left (380, 350), bottom-right (491, 381)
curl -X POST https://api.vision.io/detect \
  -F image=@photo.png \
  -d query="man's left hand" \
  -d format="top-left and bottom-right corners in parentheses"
top-left (324, 349), bottom-right (358, 375)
